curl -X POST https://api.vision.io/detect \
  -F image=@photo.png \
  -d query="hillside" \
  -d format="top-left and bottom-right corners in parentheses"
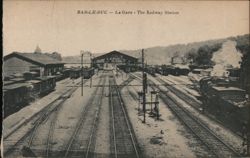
top-left (62, 34), bottom-right (249, 65)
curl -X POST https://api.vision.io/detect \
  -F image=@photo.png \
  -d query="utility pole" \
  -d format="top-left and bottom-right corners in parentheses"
top-left (81, 52), bottom-right (83, 96)
top-left (142, 49), bottom-right (146, 123)
top-left (247, 105), bottom-right (250, 156)
top-left (241, 101), bottom-right (250, 156)
top-left (90, 53), bottom-right (93, 88)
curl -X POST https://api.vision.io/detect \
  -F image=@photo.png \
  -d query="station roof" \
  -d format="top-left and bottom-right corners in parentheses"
top-left (25, 80), bottom-right (41, 84)
top-left (3, 82), bottom-right (31, 90)
top-left (93, 50), bottom-right (138, 62)
top-left (35, 76), bottom-right (56, 80)
top-left (213, 86), bottom-right (245, 92)
top-left (4, 52), bottom-right (64, 67)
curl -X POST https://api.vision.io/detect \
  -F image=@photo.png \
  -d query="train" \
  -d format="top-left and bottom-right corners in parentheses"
top-left (155, 65), bottom-right (190, 76)
top-left (82, 67), bottom-right (95, 79)
top-left (199, 76), bottom-right (249, 124)
top-left (116, 64), bottom-right (138, 73)
top-left (145, 66), bottom-right (156, 76)
top-left (69, 67), bottom-right (95, 79)
top-left (116, 63), bottom-right (190, 77)
top-left (69, 68), bottom-right (82, 79)
top-left (3, 72), bottom-right (56, 118)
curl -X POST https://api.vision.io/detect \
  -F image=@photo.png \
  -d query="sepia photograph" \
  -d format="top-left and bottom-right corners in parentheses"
top-left (2, 0), bottom-right (250, 157)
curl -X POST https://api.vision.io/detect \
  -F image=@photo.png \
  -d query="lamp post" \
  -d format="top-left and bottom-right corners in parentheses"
top-left (142, 49), bottom-right (146, 123)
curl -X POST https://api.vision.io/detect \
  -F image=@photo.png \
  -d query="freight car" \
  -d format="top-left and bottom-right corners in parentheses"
top-left (172, 65), bottom-right (190, 76)
top-left (3, 74), bottom-right (56, 118)
top-left (62, 68), bottom-right (71, 79)
top-left (116, 64), bottom-right (138, 73)
top-left (69, 68), bottom-right (82, 79)
top-left (199, 77), bottom-right (249, 124)
top-left (145, 66), bottom-right (156, 76)
top-left (157, 65), bottom-right (174, 76)
top-left (3, 82), bottom-right (32, 117)
top-left (82, 67), bottom-right (95, 79)
top-left (157, 65), bottom-right (190, 76)
top-left (35, 76), bottom-right (56, 95)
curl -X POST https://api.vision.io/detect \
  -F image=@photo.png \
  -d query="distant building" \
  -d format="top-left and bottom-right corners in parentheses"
top-left (34, 45), bottom-right (42, 54)
top-left (171, 56), bottom-right (187, 65)
top-left (3, 52), bottom-right (64, 77)
top-left (93, 50), bottom-right (138, 70)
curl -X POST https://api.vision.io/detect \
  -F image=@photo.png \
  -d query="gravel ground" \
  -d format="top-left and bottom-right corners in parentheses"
top-left (94, 76), bottom-right (111, 156)
top-left (148, 73), bottom-right (243, 154)
top-left (115, 71), bottom-right (213, 158)
top-left (3, 71), bottom-right (243, 157)
top-left (158, 74), bottom-right (201, 100)
top-left (3, 77), bottom-right (81, 138)
top-left (52, 76), bottom-right (101, 151)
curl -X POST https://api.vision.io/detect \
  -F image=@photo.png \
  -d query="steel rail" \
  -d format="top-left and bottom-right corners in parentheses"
top-left (63, 75), bottom-right (104, 158)
top-left (110, 74), bottom-right (140, 158)
top-left (156, 76), bottom-right (243, 139)
top-left (85, 76), bottom-right (106, 158)
top-left (109, 78), bottom-right (118, 158)
top-left (46, 106), bottom-right (61, 158)
top-left (3, 81), bottom-right (83, 157)
top-left (132, 73), bottom-right (240, 158)
top-left (28, 82), bottom-right (82, 149)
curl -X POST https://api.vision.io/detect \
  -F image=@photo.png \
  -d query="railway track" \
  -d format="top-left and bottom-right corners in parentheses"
top-left (132, 73), bottom-right (240, 158)
top-left (109, 74), bottom-right (140, 158)
top-left (156, 76), bottom-right (202, 110)
top-left (156, 76), bottom-right (244, 138)
top-left (63, 75), bottom-right (106, 158)
top-left (160, 93), bottom-right (239, 158)
top-left (3, 79), bottom-right (85, 157)
top-left (45, 105), bottom-right (61, 158)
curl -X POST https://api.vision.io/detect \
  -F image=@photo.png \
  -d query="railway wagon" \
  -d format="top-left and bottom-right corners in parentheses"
top-left (3, 74), bottom-right (57, 118)
top-left (199, 77), bottom-right (249, 124)
top-left (3, 82), bottom-right (32, 118)
top-left (62, 68), bottom-right (71, 78)
top-left (35, 76), bottom-right (56, 95)
top-left (82, 67), bottom-right (95, 79)
top-left (69, 68), bottom-right (81, 79)
top-left (171, 65), bottom-right (190, 76)
top-left (117, 64), bottom-right (138, 73)
top-left (145, 66), bottom-right (156, 76)
top-left (159, 65), bottom-right (175, 76)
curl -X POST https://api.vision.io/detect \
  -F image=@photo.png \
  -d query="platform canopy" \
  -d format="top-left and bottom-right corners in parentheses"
top-left (93, 50), bottom-right (138, 64)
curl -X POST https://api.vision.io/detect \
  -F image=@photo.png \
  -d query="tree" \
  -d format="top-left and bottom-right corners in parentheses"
top-left (51, 52), bottom-right (62, 61)
top-left (185, 48), bottom-right (197, 64)
top-left (187, 44), bottom-right (221, 66)
top-left (45, 52), bottom-right (62, 61)
top-left (196, 45), bottom-right (213, 65)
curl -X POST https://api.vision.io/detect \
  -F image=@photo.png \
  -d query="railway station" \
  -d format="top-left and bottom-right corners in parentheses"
top-left (93, 50), bottom-right (138, 71)
top-left (2, 48), bottom-right (250, 158)
top-left (3, 1), bottom-right (250, 157)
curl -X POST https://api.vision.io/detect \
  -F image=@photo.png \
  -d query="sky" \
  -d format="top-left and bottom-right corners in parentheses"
top-left (3, 1), bottom-right (249, 56)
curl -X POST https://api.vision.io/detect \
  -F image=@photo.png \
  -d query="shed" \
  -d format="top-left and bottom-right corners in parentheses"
top-left (93, 50), bottom-right (138, 70)
top-left (3, 52), bottom-right (64, 77)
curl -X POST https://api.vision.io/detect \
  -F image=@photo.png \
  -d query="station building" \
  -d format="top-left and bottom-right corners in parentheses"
top-left (93, 50), bottom-right (138, 71)
top-left (3, 52), bottom-right (64, 77)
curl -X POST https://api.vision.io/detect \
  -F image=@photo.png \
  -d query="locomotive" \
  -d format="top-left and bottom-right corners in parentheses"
top-left (199, 77), bottom-right (249, 124)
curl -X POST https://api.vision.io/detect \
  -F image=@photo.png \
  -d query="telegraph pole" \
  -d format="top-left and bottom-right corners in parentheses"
top-left (90, 53), bottom-right (93, 88)
top-left (81, 52), bottom-right (83, 96)
top-left (247, 105), bottom-right (250, 156)
top-left (142, 49), bottom-right (146, 123)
